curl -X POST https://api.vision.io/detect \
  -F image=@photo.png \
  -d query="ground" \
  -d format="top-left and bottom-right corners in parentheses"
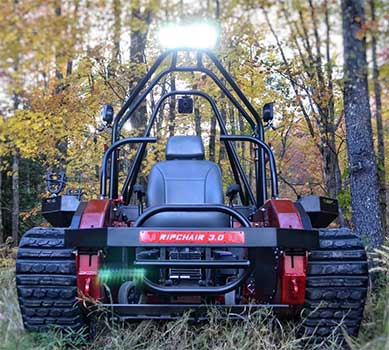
top-left (0, 248), bottom-right (388, 350)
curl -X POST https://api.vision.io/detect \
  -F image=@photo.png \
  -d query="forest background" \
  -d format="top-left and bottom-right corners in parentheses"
top-left (0, 1), bottom-right (388, 349)
top-left (0, 0), bottom-right (387, 243)
top-left (0, 0), bottom-right (388, 244)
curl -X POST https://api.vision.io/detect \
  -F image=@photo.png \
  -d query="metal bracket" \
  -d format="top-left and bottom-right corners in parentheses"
top-left (46, 171), bottom-right (67, 196)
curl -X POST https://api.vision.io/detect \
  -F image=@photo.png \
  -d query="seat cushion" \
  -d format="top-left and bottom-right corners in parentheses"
top-left (144, 159), bottom-right (229, 227)
top-left (165, 135), bottom-right (205, 160)
top-left (147, 160), bottom-right (224, 205)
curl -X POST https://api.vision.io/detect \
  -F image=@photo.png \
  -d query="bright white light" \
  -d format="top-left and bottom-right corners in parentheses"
top-left (158, 23), bottom-right (219, 49)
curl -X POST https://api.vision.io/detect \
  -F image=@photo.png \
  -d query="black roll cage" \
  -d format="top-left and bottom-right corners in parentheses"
top-left (103, 48), bottom-right (278, 209)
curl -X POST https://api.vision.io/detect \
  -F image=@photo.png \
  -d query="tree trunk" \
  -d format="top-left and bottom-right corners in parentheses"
top-left (129, 3), bottom-right (151, 132)
top-left (169, 76), bottom-right (176, 137)
top-left (54, 1), bottom-right (69, 168)
top-left (209, 0), bottom-right (220, 163)
top-left (11, 4), bottom-right (20, 244)
top-left (209, 116), bottom-right (216, 162)
top-left (54, 1), bottom-right (64, 91)
top-left (112, 0), bottom-right (121, 65)
top-left (229, 105), bottom-right (235, 135)
top-left (218, 104), bottom-right (227, 165)
top-left (12, 152), bottom-right (19, 244)
top-left (194, 101), bottom-right (202, 136)
top-left (341, 0), bottom-right (384, 247)
top-left (0, 161), bottom-right (3, 244)
top-left (319, 135), bottom-right (342, 199)
top-left (156, 81), bottom-right (166, 133)
top-left (238, 113), bottom-right (246, 169)
top-left (370, 0), bottom-right (387, 232)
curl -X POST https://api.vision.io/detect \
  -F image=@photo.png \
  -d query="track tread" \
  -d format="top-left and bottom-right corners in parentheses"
top-left (302, 228), bottom-right (368, 341)
top-left (16, 227), bottom-right (85, 332)
top-left (17, 248), bottom-right (73, 259)
top-left (16, 260), bottom-right (76, 274)
top-left (16, 274), bottom-right (77, 286)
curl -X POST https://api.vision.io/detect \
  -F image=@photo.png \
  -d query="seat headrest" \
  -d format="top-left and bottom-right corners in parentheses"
top-left (166, 136), bottom-right (205, 160)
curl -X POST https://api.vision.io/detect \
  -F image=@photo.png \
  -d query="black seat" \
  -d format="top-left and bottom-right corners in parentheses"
top-left (144, 136), bottom-right (229, 227)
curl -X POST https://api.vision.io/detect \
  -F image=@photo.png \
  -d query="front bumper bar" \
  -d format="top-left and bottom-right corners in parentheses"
top-left (65, 227), bottom-right (318, 250)
top-left (65, 227), bottom-right (318, 296)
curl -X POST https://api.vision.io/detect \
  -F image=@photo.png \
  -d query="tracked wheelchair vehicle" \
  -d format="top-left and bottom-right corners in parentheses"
top-left (16, 47), bottom-right (368, 341)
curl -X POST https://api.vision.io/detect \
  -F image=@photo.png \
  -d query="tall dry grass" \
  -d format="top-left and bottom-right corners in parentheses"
top-left (0, 242), bottom-right (388, 350)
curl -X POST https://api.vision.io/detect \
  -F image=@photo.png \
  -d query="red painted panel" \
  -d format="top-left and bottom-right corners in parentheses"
top-left (139, 230), bottom-right (245, 244)
top-left (77, 254), bottom-right (101, 300)
top-left (263, 199), bottom-right (304, 229)
top-left (80, 199), bottom-right (110, 228)
top-left (281, 254), bottom-right (307, 305)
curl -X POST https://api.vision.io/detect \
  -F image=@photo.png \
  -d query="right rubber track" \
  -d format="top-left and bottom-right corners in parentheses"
top-left (16, 227), bottom-right (86, 332)
top-left (301, 228), bottom-right (369, 342)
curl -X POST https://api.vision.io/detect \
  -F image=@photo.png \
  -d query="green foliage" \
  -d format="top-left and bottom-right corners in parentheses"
top-left (338, 187), bottom-right (352, 221)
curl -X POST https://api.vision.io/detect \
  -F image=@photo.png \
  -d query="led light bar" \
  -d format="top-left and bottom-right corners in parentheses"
top-left (158, 23), bottom-right (219, 49)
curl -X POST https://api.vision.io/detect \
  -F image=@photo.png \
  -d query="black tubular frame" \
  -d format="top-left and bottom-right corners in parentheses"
top-left (143, 267), bottom-right (253, 295)
top-left (220, 135), bottom-right (279, 198)
top-left (121, 91), bottom-right (255, 205)
top-left (105, 48), bottom-right (276, 209)
top-left (100, 137), bottom-right (157, 198)
top-left (133, 204), bottom-right (252, 228)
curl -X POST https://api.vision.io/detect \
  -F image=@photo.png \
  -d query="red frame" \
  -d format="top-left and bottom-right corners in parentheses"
top-left (76, 254), bottom-right (102, 300)
top-left (262, 199), bottom-right (304, 229)
top-left (77, 199), bottom-right (111, 300)
top-left (281, 254), bottom-right (307, 305)
top-left (75, 197), bottom-right (309, 306)
top-left (79, 199), bottom-right (110, 229)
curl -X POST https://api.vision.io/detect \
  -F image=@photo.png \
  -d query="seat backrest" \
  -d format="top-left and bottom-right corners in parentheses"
top-left (145, 136), bottom-right (229, 227)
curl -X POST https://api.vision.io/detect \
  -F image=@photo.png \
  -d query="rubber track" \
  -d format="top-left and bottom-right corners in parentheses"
top-left (16, 227), bottom-right (85, 332)
top-left (301, 228), bottom-right (368, 341)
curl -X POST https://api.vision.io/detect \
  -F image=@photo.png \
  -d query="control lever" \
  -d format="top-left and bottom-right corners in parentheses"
top-left (134, 184), bottom-right (145, 215)
top-left (226, 184), bottom-right (240, 207)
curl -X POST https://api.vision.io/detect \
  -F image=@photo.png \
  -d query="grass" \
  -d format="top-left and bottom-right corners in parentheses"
top-left (0, 244), bottom-right (388, 350)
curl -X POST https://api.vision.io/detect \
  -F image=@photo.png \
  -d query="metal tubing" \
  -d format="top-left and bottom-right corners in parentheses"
top-left (257, 126), bottom-right (267, 205)
top-left (134, 260), bottom-right (250, 268)
top-left (121, 90), bottom-right (256, 206)
top-left (108, 49), bottom-right (265, 201)
top-left (133, 204), bottom-right (252, 228)
top-left (220, 135), bottom-right (279, 198)
top-left (206, 50), bottom-right (263, 131)
top-left (100, 137), bottom-right (157, 198)
top-left (109, 52), bottom-right (171, 199)
top-left (111, 58), bottom-right (258, 199)
top-left (142, 267), bottom-right (253, 295)
top-left (111, 51), bottom-right (171, 140)
top-left (117, 67), bottom-right (257, 132)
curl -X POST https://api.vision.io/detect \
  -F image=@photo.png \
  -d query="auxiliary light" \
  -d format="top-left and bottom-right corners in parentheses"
top-left (158, 23), bottom-right (219, 49)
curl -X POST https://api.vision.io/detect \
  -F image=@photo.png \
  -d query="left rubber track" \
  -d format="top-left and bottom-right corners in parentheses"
top-left (16, 227), bottom-right (86, 331)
